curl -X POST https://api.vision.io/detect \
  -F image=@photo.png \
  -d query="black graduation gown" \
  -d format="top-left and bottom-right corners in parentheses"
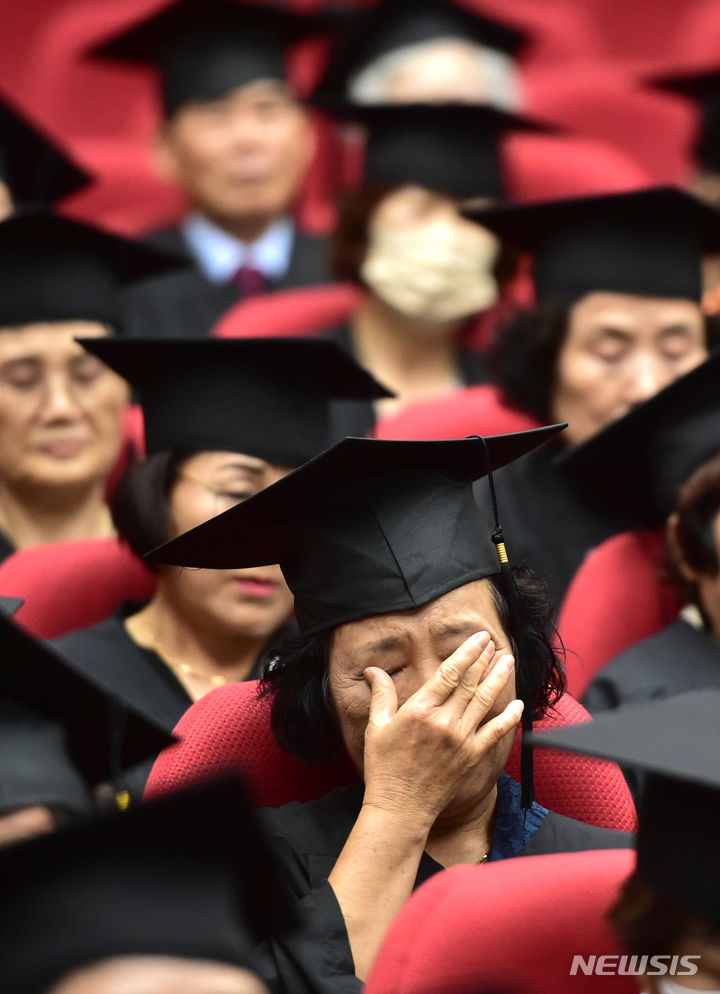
top-left (582, 618), bottom-right (720, 802)
top-left (51, 611), bottom-right (293, 800)
top-left (583, 618), bottom-right (720, 714)
top-left (254, 781), bottom-right (633, 994)
top-left (477, 441), bottom-right (634, 611)
top-left (0, 529), bottom-right (15, 565)
top-left (324, 323), bottom-right (489, 439)
top-left (123, 223), bottom-right (331, 339)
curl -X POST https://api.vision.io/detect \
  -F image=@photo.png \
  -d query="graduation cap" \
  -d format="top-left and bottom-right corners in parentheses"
top-left (91, 0), bottom-right (341, 117)
top-left (651, 67), bottom-right (720, 173)
top-left (150, 426), bottom-right (565, 635)
top-left (0, 777), bottom-right (297, 994)
top-left (0, 598), bottom-right (174, 794)
top-left (0, 699), bottom-right (94, 821)
top-left (78, 337), bottom-right (393, 467)
top-left (556, 351), bottom-right (720, 528)
top-left (314, 0), bottom-right (526, 103)
top-left (0, 210), bottom-right (187, 331)
top-left (530, 689), bottom-right (720, 926)
top-left (463, 186), bottom-right (720, 304)
top-left (317, 100), bottom-right (546, 199)
top-left (0, 90), bottom-right (92, 207)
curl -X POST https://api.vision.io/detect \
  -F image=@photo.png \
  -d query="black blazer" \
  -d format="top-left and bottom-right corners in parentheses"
top-left (123, 222), bottom-right (331, 339)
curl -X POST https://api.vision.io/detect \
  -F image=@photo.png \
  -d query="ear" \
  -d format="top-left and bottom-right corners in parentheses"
top-left (666, 512), bottom-right (699, 584)
top-left (153, 122), bottom-right (182, 183)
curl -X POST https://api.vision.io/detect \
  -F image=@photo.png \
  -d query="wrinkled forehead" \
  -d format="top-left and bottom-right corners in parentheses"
top-left (0, 321), bottom-right (111, 360)
top-left (329, 577), bottom-right (504, 659)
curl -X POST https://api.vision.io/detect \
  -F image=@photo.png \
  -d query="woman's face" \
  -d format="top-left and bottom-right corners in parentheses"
top-left (328, 579), bottom-right (517, 811)
top-left (0, 322), bottom-right (129, 493)
top-left (552, 292), bottom-right (708, 447)
top-left (370, 184), bottom-right (484, 236)
top-left (362, 185), bottom-right (500, 324)
top-left (675, 509), bottom-right (720, 644)
top-left (164, 451), bottom-right (294, 639)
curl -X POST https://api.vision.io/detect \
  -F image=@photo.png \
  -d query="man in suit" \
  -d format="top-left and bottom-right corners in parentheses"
top-left (94, 0), bottom-right (334, 338)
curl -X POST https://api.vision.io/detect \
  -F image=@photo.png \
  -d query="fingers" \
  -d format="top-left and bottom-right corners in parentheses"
top-left (419, 631), bottom-right (492, 708)
top-left (474, 697), bottom-right (524, 752)
top-left (364, 666), bottom-right (400, 729)
top-left (462, 653), bottom-right (516, 730)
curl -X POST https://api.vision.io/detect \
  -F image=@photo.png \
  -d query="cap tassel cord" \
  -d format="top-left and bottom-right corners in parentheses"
top-left (475, 436), bottom-right (535, 812)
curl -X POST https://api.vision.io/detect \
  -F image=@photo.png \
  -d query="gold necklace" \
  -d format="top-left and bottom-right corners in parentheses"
top-left (125, 617), bottom-right (229, 689)
top-left (477, 852), bottom-right (489, 864)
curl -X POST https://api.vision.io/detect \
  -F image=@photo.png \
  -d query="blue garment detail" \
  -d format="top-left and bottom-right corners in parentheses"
top-left (489, 772), bottom-right (549, 861)
top-left (181, 213), bottom-right (295, 283)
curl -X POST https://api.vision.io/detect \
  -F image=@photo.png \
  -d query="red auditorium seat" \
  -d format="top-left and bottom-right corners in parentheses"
top-left (212, 283), bottom-right (364, 339)
top-left (364, 849), bottom-right (637, 994)
top-left (526, 65), bottom-right (694, 185)
top-left (505, 134), bottom-right (650, 201)
top-left (0, 538), bottom-right (156, 639)
top-left (145, 681), bottom-right (637, 832)
top-left (373, 386), bottom-right (539, 440)
top-left (558, 530), bottom-right (686, 701)
top-left (669, 0), bottom-right (720, 64)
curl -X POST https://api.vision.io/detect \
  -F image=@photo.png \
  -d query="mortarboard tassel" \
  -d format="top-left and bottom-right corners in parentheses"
top-left (477, 436), bottom-right (534, 811)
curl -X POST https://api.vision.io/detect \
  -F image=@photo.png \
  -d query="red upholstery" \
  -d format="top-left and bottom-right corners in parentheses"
top-left (505, 134), bottom-right (650, 201)
top-left (0, 538), bottom-right (157, 639)
top-left (527, 66), bottom-right (694, 184)
top-left (212, 283), bottom-right (364, 339)
top-left (364, 849), bottom-right (638, 994)
top-left (558, 530), bottom-right (686, 701)
top-left (146, 682), bottom-right (637, 832)
top-left (374, 386), bottom-right (539, 440)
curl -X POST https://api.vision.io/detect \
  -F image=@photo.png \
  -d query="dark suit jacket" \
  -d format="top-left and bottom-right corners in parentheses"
top-left (123, 222), bottom-right (331, 339)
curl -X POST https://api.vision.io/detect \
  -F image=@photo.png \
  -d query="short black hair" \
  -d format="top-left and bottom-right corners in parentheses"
top-left (259, 567), bottom-right (565, 764)
top-left (487, 303), bottom-right (720, 424)
top-left (110, 450), bottom-right (194, 569)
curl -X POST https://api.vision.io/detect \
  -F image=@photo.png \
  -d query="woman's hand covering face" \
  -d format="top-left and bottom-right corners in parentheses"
top-left (360, 631), bottom-right (521, 824)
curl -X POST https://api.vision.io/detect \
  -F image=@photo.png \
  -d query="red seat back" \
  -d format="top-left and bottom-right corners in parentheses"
top-left (374, 386), bottom-right (539, 440)
top-left (558, 529), bottom-right (686, 700)
top-left (364, 849), bottom-right (638, 994)
top-left (505, 134), bottom-right (650, 201)
top-left (145, 682), bottom-right (637, 832)
top-left (212, 283), bottom-right (364, 339)
top-left (527, 66), bottom-right (694, 184)
top-left (0, 538), bottom-right (157, 639)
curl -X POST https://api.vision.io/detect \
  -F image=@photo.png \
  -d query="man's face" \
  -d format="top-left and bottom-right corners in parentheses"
top-left (157, 81), bottom-right (315, 230)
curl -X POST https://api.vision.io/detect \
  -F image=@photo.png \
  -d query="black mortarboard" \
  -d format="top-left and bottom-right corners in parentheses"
top-left (0, 777), bottom-right (297, 994)
top-left (150, 426), bottom-right (565, 635)
top-left (0, 210), bottom-right (186, 331)
top-left (317, 100), bottom-right (545, 198)
top-left (0, 598), bottom-right (173, 790)
top-left (0, 91), bottom-right (91, 206)
top-left (463, 186), bottom-right (720, 304)
top-left (530, 690), bottom-right (720, 926)
top-left (0, 700), bottom-right (93, 819)
top-left (78, 337), bottom-right (393, 467)
top-left (314, 0), bottom-right (526, 103)
top-left (651, 68), bottom-right (720, 173)
top-left (92, 0), bottom-right (339, 117)
top-left (556, 351), bottom-right (720, 528)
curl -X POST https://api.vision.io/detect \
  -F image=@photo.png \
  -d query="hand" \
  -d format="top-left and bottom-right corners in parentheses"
top-left (360, 632), bottom-right (523, 826)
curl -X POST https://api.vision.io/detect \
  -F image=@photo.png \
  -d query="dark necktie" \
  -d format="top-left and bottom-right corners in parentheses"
top-left (232, 265), bottom-right (266, 297)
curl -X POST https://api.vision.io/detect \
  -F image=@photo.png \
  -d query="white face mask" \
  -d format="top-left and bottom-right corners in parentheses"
top-left (360, 217), bottom-right (500, 324)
